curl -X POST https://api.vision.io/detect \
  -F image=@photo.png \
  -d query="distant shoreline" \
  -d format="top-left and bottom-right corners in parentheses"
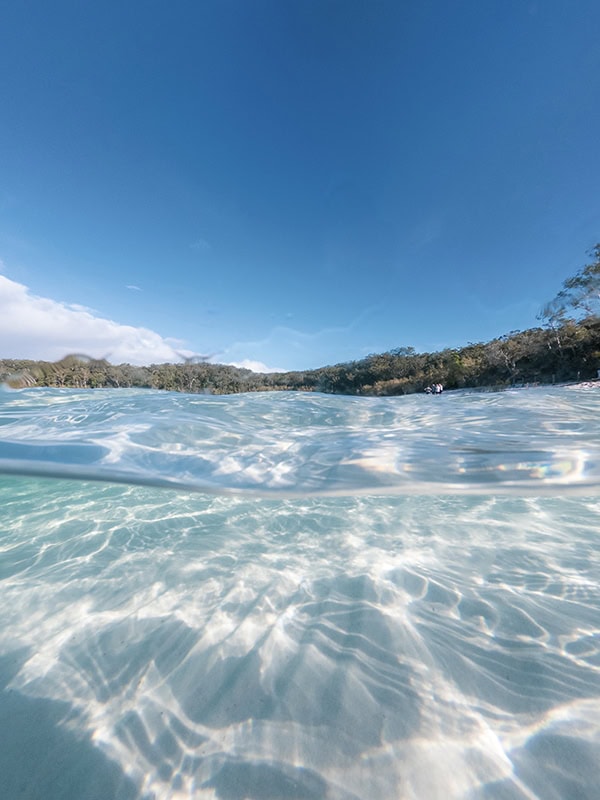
top-left (566, 380), bottom-right (600, 389)
top-left (1, 317), bottom-right (599, 396)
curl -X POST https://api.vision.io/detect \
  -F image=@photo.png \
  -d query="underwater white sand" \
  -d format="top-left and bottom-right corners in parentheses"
top-left (1, 386), bottom-right (599, 799)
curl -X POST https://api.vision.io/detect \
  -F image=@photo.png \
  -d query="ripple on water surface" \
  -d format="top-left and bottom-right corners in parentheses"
top-left (0, 386), bottom-right (599, 494)
top-left (0, 387), bottom-right (600, 798)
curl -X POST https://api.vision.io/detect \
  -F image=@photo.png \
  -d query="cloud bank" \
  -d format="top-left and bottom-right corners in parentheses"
top-left (226, 359), bottom-right (286, 374)
top-left (0, 274), bottom-right (191, 365)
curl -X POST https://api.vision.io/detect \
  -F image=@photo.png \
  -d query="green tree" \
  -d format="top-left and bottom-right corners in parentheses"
top-left (540, 243), bottom-right (600, 326)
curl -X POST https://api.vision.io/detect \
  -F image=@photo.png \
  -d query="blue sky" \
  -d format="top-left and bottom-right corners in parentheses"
top-left (1, 1), bottom-right (599, 370)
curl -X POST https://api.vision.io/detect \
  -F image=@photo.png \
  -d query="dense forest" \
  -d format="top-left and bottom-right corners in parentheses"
top-left (2, 246), bottom-right (599, 396)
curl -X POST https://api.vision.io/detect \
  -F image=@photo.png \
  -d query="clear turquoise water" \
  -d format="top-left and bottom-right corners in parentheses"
top-left (1, 387), bottom-right (599, 799)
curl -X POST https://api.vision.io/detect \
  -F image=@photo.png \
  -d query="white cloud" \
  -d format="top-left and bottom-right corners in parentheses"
top-left (226, 359), bottom-right (286, 374)
top-left (126, 284), bottom-right (142, 291)
top-left (0, 274), bottom-right (190, 365)
top-left (190, 238), bottom-right (211, 251)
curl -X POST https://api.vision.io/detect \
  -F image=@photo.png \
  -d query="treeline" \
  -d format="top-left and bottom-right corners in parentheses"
top-left (3, 245), bottom-right (599, 396)
top-left (2, 316), bottom-right (599, 396)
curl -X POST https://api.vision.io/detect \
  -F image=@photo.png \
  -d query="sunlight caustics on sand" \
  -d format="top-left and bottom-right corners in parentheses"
top-left (1, 386), bottom-right (599, 799)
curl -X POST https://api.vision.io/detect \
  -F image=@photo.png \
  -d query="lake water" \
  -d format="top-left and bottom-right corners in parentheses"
top-left (1, 386), bottom-right (599, 799)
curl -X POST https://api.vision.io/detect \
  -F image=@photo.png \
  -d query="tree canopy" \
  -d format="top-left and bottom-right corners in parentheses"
top-left (2, 245), bottom-right (599, 396)
top-left (539, 243), bottom-right (600, 326)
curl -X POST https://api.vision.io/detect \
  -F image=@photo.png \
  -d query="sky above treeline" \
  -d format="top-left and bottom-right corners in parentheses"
top-left (1, 1), bottom-right (599, 371)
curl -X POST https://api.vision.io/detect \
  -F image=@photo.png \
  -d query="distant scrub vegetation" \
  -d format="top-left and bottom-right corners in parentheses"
top-left (1, 316), bottom-right (598, 396)
top-left (2, 245), bottom-right (599, 396)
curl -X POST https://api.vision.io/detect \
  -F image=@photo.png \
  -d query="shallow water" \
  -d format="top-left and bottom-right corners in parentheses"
top-left (1, 387), bottom-right (599, 799)
top-left (1, 386), bottom-right (599, 495)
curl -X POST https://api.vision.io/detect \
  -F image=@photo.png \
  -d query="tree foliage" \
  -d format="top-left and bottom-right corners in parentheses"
top-left (1, 316), bottom-right (598, 396)
top-left (539, 243), bottom-right (600, 326)
top-left (2, 248), bottom-right (599, 396)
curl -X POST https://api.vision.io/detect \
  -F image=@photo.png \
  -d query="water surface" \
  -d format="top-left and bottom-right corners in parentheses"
top-left (1, 387), bottom-right (599, 799)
